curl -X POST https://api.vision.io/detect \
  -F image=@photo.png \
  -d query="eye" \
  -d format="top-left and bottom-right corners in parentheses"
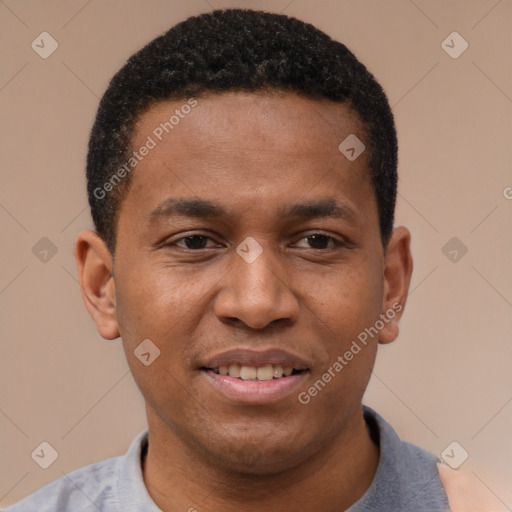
top-left (165, 233), bottom-right (345, 251)
top-left (293, 233), bottom-right (344, 250)
top-left (172, 235), bottom-right (219, 250)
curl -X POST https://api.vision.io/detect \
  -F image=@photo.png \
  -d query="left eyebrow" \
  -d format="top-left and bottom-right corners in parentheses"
top-left (283, 198), bottom-right (358, 223)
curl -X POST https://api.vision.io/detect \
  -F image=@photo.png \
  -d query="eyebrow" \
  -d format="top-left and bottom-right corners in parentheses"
top-left (149, 198), bottom-right (227, 221)
top-left (149, 197), bottom-right (357, 223)
top-left (283, 198), bottom-right (356, 221)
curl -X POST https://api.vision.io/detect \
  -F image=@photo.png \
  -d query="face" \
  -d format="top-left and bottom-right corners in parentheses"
top-left (77, 91), bottom-right (411, 475)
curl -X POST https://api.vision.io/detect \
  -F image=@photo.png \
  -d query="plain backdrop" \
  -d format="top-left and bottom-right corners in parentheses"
top-left (1, 0), bottom-right (511, 508)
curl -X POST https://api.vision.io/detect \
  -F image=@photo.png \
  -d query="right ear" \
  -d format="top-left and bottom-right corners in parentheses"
top-left (74, 229), bottom-right (120, 340)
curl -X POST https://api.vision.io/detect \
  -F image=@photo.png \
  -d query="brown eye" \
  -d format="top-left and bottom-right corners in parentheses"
top-left (175, 235), bottom-right (213, 249)
top-left (293, 233), bottom-right (343, 250)
top-left (306, 234), bottom-right (333, 249)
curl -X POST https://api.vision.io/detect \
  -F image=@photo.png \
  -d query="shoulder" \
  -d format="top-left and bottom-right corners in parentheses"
top-left (437, 463), bottom-right (508, 512)
top-left (3, 456), bottom-right (120, 512)
top-left (358, 407), bottom-right (450, 511)
top-left (4, 430), bottom-right (151, 512)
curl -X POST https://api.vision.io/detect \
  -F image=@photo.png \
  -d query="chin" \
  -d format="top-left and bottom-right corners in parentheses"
top-left (199, 425), bottom-right (312, 475)
top-left (217, 448), bottom-right (301, 476)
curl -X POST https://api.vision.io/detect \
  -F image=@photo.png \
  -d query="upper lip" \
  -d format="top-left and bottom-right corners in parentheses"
top-left (201, 348), bottom-right (310, 370)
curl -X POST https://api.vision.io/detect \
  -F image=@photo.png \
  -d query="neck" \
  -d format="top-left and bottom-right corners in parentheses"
top-left (142, 408), bottom-right (379, 512)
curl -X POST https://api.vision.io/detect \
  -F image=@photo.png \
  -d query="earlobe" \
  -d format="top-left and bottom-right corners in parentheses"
top-left (74, 229), bottom-right (120, 340)
top-left (378, 226), bottom-right (413, 345)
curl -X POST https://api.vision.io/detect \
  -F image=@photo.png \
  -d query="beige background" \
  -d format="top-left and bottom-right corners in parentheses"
top-left (1, 0), bottom-right (511, 508)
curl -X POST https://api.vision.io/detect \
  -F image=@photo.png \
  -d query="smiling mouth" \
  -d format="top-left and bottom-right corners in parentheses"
top-left (203, 364), bottom-right (306, 381)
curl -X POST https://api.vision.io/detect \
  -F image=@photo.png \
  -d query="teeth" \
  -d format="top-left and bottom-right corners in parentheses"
top-left (273, 365), bottom-right (284, 378)
top-left (239, 366), bottom-right (257, 380)
top-left (228, 364), bottom-right (241, 378)
top-left (256, 365), bottom-right (274, 381)
top-left (213, 364), bottom-right (298, 380)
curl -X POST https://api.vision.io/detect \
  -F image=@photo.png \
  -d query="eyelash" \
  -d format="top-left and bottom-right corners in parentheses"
top-left (167, 232), bottom-right (346, 251)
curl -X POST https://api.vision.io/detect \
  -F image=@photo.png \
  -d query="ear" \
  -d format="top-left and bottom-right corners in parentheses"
top-left (378, 226), bottom-right (413, 345)
top-left (74, 229), bottom-right (120, 340)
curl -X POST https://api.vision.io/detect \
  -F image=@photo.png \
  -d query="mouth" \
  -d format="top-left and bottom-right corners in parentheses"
top-left (200, 349), bottom-right (310, 404)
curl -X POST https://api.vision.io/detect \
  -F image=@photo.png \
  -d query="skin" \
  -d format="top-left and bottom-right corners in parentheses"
top-left (75, 90), bottom-right (413, 512)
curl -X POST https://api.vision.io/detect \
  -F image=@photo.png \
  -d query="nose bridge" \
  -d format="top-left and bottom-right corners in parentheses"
top-left (214, 238), bottom-right (299, 329)
top-left (233, 239), bottom-right (284, 304)
top-left (237, 245), bottom-right (280, 297)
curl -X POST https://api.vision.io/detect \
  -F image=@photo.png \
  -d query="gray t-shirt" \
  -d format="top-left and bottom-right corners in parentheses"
top-left (4, 406), bottom-right (450, 511)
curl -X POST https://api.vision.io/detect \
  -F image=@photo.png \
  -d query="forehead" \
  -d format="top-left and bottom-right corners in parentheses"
top-left (134, 90), bottom-right (365, 156)
top-left (122, 91), bottom-right (375, 224)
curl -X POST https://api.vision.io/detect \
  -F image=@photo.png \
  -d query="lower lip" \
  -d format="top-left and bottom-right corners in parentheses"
top-left (202, 370), bottom-right (309, 405)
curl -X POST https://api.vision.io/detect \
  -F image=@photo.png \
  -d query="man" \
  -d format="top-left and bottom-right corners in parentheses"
top-left (5, 8), bottom-right (494, 512)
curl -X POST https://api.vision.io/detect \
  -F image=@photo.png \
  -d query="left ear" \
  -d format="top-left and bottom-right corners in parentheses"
top-left (378, 226), bottom-right (413, 345)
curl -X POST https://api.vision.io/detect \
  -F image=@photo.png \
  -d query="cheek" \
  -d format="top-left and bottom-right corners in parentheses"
top-left (303, 260), bottom-right (383, 340)
top-left (113, 265), bottom-right (195, 421)
top-left (113, 257), bottom-right (219, 392)
top-left (297, 260), bottom-right (383, 403)
top-left (114, 257), bottom-right (201, 339)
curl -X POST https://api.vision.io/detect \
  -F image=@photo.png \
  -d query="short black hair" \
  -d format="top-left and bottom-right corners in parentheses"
top-left (87, 8), bottom-right (397, 253)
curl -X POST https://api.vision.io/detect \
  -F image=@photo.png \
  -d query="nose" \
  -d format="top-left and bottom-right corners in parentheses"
top-left (213, 244), bottom-right (300, 330)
